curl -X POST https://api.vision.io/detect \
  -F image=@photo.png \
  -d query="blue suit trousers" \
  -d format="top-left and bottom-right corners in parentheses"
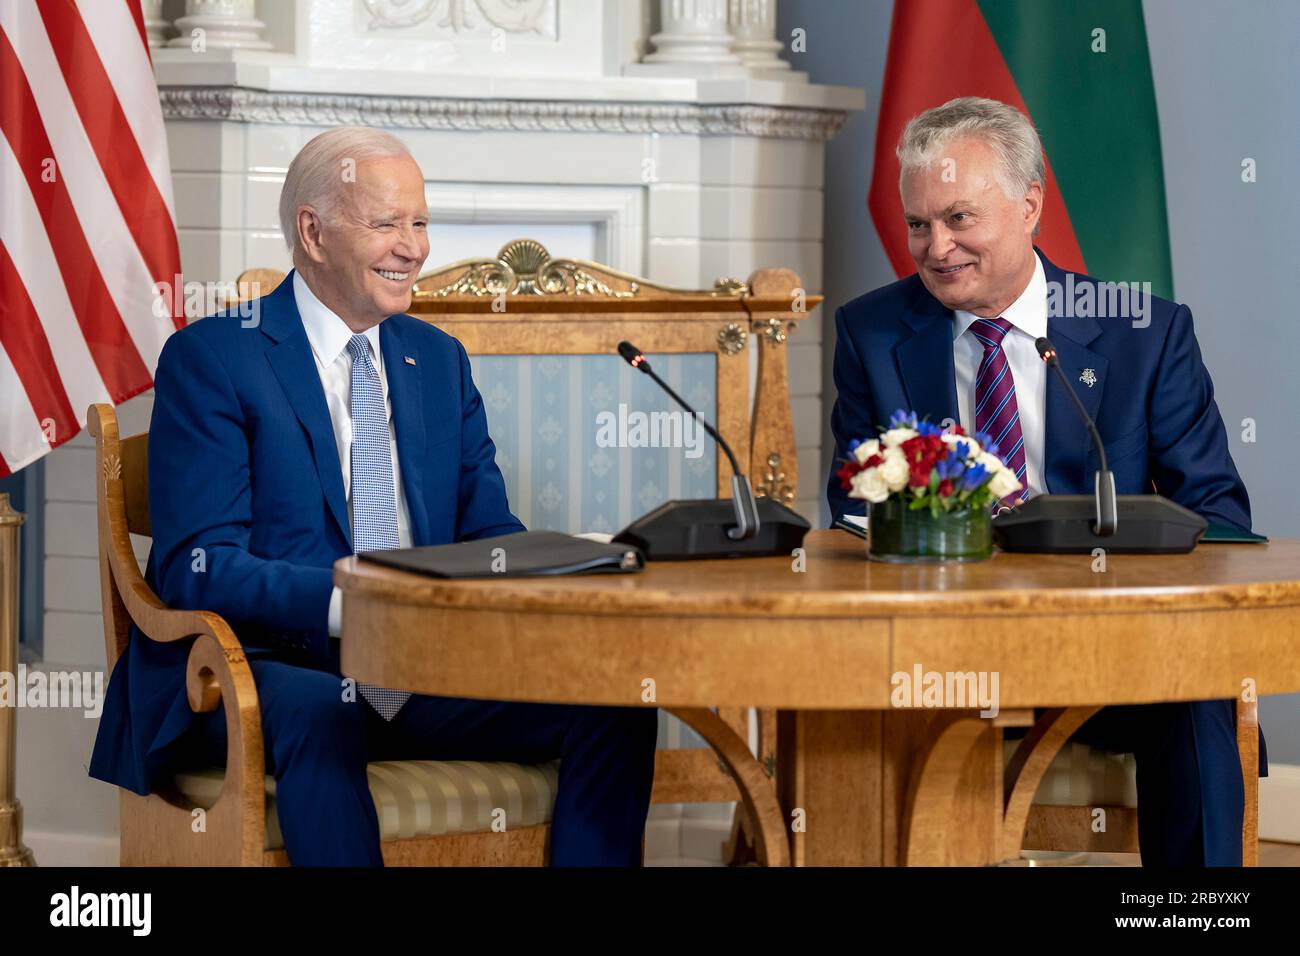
top-left (187, 647), bottom-right (658, 867)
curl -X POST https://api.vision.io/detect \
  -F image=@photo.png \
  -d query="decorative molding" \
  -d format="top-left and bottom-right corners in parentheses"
top-left (363, 0), bottom-right (555, 37)
top-left (157, 86), bottom-right (850, 141)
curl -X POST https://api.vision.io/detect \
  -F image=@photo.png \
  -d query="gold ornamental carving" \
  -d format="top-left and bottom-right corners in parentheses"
top-left (753, 316), bottom-right (793, 346)
top-left (754, 453), bottom-right (795, 504)
top-left (414, 239), bottom-right (750, 300)
top-left (717, 323), bottom-right (748, 355)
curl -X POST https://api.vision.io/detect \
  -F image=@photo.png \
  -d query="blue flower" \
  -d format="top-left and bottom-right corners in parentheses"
top-left (953, 440), bottom-right (971, 460)
top-left (960, 463), bottom-right (989, 491)
top-left (935, 456), bottom-right (965, 480)
top-left (847, 438), bottom-right (861, 454)
top-left (917, 421), bottom-right (944, 438)
top-left (889, 409), bottom-right (917, 429)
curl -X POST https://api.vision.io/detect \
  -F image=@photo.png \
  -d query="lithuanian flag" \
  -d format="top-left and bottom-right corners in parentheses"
top-left (868, 0), bottom-right (1173, 298)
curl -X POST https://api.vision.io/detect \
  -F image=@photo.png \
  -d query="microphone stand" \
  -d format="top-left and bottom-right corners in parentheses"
top-left (1036, 338), bottom-right (1117, 536)
top-left (618, 344), bottom-right (760, 540)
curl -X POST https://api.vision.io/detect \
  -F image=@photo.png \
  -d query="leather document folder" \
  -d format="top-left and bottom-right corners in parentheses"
top-left (359, 530), bottom-right (645, 578)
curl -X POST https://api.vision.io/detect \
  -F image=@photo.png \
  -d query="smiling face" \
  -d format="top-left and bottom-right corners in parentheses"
top-left (900, 136), bottom-right (1042, 317)
top-left (294, 153), bottom-right (430, 331)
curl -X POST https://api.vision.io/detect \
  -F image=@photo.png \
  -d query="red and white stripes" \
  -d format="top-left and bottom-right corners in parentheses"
top-left (0, 0), bottom-right (182, 476)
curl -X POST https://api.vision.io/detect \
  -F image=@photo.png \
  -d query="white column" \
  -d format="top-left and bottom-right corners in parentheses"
top-left (139, 0), bottom-right (171, 49)
top-left (729, 0), bottom-right (801, 79)
top-left (167, 0), bottom-right (271, 50)
top-left (629, 0), bottom-right (745, 78)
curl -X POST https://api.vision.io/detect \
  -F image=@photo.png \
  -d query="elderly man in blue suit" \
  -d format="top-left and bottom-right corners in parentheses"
top-left (828, 97), bottom-right (1263, 866)
top-left (89, 127), bottom-right (658, 866)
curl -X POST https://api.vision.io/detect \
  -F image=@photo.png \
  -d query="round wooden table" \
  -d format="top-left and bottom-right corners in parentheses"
top-left (336, 530), bottom-right (1300, 866)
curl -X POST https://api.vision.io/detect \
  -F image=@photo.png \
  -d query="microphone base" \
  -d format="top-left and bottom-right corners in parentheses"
top-left (992, 494), bottom-right (1207, 554)
top-left (613, 498), bottom-right (810, 560)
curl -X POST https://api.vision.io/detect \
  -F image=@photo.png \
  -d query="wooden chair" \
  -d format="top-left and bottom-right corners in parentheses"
top-left (92, 240), bottom-right (813, 866)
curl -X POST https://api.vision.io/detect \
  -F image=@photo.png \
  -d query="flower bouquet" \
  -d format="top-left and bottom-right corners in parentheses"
top-left (835, 410), bottom-right (1023, 563)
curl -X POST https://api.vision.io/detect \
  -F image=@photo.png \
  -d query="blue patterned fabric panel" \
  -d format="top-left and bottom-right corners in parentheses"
top-left (468, 353), bottom-right (718, 534)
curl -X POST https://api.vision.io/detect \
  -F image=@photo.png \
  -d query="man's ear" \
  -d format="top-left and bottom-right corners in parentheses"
top-left (297, 207), bottom-right (328, 264)
top-left (1023, 181), bottom-right (1044, 235)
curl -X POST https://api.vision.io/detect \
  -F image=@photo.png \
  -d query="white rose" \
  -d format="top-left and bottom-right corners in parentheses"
top-left (850, 467), bottom-right (890, 503)
top-left (942, 433), bottom-right (982, 459)
top-left (880, 453), bottom-right (910, 491)
top-left (881, 427), bottom-right (917, 448)
top-left (976, 451), bottom-right (1005, 474)
top-left (988, 468), bottom-right (1023, 500)
top-left (852, 438), bottom-right (882, 464)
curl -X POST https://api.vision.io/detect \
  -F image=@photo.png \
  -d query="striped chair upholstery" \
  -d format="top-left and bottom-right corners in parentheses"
top-left (174, 760), bottom-right (561, 851)
top-left (1004, 740), bottom-right (1138, 807)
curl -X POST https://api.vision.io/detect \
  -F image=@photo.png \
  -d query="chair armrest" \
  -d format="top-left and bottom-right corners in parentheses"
top-left (185, 615), bottom-right (267, 846)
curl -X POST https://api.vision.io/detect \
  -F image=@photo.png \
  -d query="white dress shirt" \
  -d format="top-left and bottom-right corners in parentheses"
top-left (293, 271), bottom-right (412, 637)
top-left (952, 250), bottom-right (1048, 498)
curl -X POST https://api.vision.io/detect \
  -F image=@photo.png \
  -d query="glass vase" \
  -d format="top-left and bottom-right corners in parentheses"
top-left (867, 497), bottom-right (992, 563)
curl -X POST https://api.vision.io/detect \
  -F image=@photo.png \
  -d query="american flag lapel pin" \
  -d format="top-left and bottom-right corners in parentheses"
top-left (404, 355), bottom-right (416, 366)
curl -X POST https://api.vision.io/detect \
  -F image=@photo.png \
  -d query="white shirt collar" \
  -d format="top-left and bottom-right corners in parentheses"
top-left (293, 270), bottom-right (382, 371)
top-left (952, 250), bottom-right (1047, 342)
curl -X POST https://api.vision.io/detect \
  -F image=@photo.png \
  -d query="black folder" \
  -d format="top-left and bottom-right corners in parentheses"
top-left (359, 530), bottom-right (645, 578)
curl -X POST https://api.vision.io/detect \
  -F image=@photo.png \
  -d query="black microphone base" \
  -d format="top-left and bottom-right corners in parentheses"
top-left (992, 494), bottom-right (1207, 554)
top-left (613, 498), bottom-right (811, 560)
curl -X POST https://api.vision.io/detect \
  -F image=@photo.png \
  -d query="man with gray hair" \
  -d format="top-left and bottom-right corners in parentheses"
top-left (827, 97), bottom-right (1259, 865)
top-left (90, 126), bottom-right (659, 866)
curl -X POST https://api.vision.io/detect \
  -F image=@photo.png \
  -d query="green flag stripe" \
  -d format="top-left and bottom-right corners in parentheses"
top-left (977, 0), bottom-right (1174, 298)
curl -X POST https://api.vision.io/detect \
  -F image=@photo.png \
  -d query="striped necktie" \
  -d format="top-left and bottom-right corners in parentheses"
top-left (970, 317), bottom-right (1029, 506)
top-left (346, 333), bottom-right (410, 721)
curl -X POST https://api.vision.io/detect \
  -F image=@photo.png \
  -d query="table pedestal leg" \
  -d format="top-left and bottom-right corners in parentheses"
top-left (778, 709), bottom-right (1004, 866)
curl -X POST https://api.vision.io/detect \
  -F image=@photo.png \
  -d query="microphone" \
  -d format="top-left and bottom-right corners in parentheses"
top-left (610, 341), bottom-right (809, 559)
top-left (617, 341), bottom-right (757, 538)
top-left (991, 339), bottom-right (1206, 554)
top-left (1035, 336), bottom-right (1116, 535)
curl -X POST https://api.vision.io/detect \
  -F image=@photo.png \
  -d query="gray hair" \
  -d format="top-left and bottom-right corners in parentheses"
top-left (897, 97), bottom-right (1046, 202)
top-left (278, 126), bottom-right (414, 252)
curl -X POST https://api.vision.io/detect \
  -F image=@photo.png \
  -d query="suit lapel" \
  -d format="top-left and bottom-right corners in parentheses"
top-left (896, 287), bottom-right (959, 427)
top-left (261, 274), bottom-right (352, 548)
top-left (1041, 254), bottom-right (1108, 493)
top-left (380, 318), bottom-right (429, 546)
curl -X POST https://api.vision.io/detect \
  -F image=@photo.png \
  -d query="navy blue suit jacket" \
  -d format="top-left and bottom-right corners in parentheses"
top-left (827, 251), bottom-right (1252, 531)
top-left (89, 273), bottom-right (524, 795)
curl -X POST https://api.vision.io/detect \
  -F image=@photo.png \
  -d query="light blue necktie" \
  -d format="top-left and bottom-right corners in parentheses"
top-left (347, 334), bottom-right (410, 720)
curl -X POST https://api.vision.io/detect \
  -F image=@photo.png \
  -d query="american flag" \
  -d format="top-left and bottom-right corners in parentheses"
top-left (0, 0), bottom-right (182, 476)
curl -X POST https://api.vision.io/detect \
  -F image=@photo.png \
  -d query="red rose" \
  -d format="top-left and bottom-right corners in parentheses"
top-left (938, 479), bottom-right (954, 497)
top-left (836, 460), bottom-right (860, 490)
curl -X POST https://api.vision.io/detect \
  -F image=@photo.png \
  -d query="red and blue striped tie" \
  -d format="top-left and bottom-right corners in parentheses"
top-left (971, 317), bottom-right (1028, 506)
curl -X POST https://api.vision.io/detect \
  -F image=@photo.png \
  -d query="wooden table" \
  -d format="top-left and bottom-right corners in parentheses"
top-left (336, 530), bottom-right (1300, 866)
